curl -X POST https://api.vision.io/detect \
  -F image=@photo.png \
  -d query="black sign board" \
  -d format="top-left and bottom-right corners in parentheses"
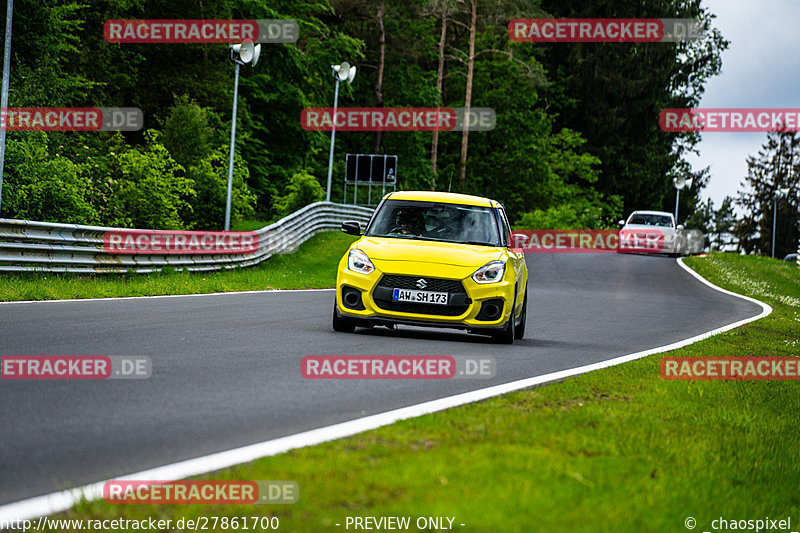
top-left (346, 154), bottom-right (397, 183)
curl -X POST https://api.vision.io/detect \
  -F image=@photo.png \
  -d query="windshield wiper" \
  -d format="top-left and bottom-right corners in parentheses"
top-left (463, 240), bottom-right (497, 247)
top-left (371, 234), bottom-right (497, 246)
top-left (413, 236), bottom-right (493, 245)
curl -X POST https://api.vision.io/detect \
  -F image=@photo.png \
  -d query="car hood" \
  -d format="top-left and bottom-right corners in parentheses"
top-left (356, 237), bottom-right (503, 267)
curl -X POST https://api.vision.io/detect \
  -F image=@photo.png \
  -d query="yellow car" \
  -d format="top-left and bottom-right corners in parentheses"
top-left (333, 191), bottom-right (528, 344)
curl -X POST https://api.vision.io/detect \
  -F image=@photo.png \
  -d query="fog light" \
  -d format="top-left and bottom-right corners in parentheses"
top-left (342, 287), bottom-right (365, 310)
top-left (476, 299), bottom-right (504, 321)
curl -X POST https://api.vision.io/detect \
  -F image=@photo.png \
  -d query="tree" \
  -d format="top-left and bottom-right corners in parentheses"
top-left (161, 95), bottom-right (218, 169)
top-left (734, 130), bottom-right (800, 257)
top-left (443, 0), bottom-right (547, 189)
top-left (456, 0), bottom-right (476, 188)
top-left (711, 196), bottom-right (736, 251)
top-left (429, 0), bottom-right (449, 185)
top-left (186, 150), bottom-right (257, 230)
top-left (685, 197), bottom-right (712, 233)
top-left (0, 0), bottom-right (727, 233)
top-left (538, 0), bottom-right (729, 214)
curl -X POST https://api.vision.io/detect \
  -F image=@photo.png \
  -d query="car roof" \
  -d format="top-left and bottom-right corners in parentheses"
top-left (629, 210), bottom-right (674, 217)
top-left (384, 191), bottom-right (498, 208)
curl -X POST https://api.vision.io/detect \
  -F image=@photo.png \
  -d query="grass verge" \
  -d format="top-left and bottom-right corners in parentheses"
top-left (50, 254), bottom-right (800, 531)
top-left (0, 232), bottom-right (357, 302)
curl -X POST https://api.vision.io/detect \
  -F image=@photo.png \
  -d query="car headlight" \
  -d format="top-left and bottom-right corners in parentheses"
top-left (347, 249), bottom-right (375, 274)
top-left (472, 261), bottom-right (505, 284)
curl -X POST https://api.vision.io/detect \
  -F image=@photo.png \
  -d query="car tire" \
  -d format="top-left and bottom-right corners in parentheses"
top-left (514, 292), bottom-right (527, 340)
top-left (332, 303), bottom-right (356, 333)
top-left (492, 300), bottom-right (516, 345)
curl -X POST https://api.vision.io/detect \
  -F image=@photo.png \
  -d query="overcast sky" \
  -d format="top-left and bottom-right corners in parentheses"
top-left (685, 0), bottom-right (800, 208)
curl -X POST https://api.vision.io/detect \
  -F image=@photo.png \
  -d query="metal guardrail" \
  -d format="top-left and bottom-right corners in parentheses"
top-left (0, 202), bottom-right (374, 274)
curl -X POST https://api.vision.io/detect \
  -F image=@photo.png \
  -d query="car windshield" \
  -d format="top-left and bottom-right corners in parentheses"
top-left (627, 214), bottom-right (674, 227)
top-left (367, 200), bottom-right (502, 246)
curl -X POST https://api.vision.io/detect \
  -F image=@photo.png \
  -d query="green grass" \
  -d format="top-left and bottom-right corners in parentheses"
top-left (47, 253), bottom-right (800, 532)
top-left (0, 231), bottom-right (357, 302)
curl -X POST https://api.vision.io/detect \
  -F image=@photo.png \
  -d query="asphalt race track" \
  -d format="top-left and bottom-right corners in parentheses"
top-left (0, 253), bottom-right (763, 505)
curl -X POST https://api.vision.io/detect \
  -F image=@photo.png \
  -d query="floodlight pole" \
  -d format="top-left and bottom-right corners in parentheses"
top-left (0, 0), bottom-right (13, 216)
top-left (673, 177), bottom-right (691, 224)
top-left (674, 188), bottom-right (680, 223)
top-left (224, 62), bottom-right (240, 232)
top-left (325, 77), bottom-right (340, 202)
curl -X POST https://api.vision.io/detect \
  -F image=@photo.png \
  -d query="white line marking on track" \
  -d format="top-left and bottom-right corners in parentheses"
top-left (0, 257), bottom-right (771, 521)
top-left (0, 288), bottom-right (335, 305)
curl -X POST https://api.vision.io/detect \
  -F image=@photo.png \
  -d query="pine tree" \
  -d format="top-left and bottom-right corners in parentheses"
top-left (685, 197), bottom-right (713, 234)
top-left (734, 131), bottom-right (800, 257)
top-left (711, 196), bottom-right (736, 251)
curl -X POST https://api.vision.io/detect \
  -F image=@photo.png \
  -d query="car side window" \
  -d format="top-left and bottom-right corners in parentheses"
top-left (497, 207), bottom-right (512, 246)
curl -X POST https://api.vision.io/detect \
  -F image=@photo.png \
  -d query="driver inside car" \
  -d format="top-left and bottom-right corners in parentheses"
top-left (392, 208), bottom-right (425, 235)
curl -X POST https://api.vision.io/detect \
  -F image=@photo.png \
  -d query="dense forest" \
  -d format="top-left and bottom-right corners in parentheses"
top-left (0, 0), bottom-right (728, 232)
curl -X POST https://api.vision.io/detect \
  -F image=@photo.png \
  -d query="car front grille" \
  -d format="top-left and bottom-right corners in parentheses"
top-left (377, 275), bottom-right (464, 293)
top-left (373, 275), bottom-right (469, 317)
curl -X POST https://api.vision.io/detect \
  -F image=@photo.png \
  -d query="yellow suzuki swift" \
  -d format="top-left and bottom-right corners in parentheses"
top-left (334, 191), bottom-right (528, 344)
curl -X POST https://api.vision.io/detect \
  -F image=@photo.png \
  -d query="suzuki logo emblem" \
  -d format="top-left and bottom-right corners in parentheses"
top-left (416, 278), bottom-right (427, 289)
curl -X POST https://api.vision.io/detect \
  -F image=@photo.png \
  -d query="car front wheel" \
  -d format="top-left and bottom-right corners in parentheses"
top-left (332, 303), bottom-right (356, 333)
top-left (492, 301), bottom-right (516, 345)
top-left (514, 292), bottom-right (527, 340)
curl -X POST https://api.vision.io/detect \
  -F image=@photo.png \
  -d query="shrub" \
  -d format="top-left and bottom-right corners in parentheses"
top-left (104, 130), bottom-right (194, 229)
top-left (272, 171), bottom-right (325, 218)
top-left (2, 132), bottom-right (99, 224)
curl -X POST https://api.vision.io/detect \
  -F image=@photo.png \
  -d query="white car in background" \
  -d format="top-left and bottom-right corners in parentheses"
top-left (617, 210), bottom-right (682, 255)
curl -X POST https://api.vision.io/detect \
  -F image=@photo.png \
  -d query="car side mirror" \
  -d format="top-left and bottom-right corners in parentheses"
top-left (617, 220), bottom-right (625, 226)
top-left (341, 221), bottom-right (362, 236)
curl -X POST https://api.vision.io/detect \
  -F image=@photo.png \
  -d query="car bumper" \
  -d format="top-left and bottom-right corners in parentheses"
top-left (617, 228), bottom-right (680, 254)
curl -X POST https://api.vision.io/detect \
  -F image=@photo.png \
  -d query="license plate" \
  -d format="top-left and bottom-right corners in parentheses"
top-left (392, 288), bottom-right (449, 305)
